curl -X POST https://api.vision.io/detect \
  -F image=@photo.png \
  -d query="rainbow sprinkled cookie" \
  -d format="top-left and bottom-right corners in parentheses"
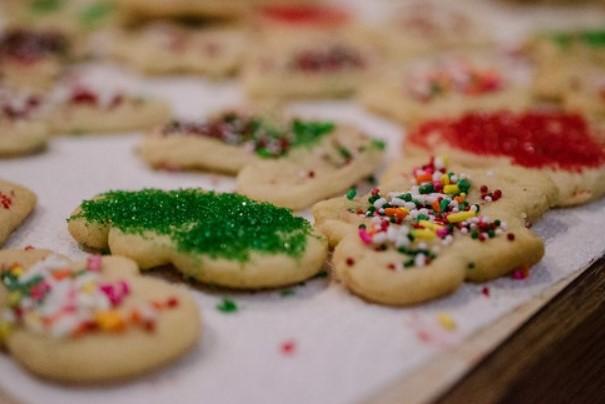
top-left (0, 180), bottom-right (36, 247)
top-left (0, 248), bottom-right (200, 383)
top-left (313, 157), bottom-right (554, 305)
top-left (110, 23), bottom-right (246, 77)
top-left (360, 52), bottom-right (531, 126)
top-left (68, 189), bottom-right (328, 289)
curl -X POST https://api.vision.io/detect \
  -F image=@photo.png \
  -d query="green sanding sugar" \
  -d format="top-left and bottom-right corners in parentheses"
top-left (69, 189), bottom-right (312, 262)
top-left (551, 29), bottom-right (605, 48)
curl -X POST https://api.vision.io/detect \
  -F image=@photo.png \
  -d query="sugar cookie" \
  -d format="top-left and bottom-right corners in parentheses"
top-left (0, 249), bottom-right (200, 383)
top-left (375, 1), bottom-right (490, 61)
top-left (0, 180), bottom-right (36, 247)
top-left (314, 157), bottom-right (547, 305)
top-left (68, 189), bottom-right (328, 289)
top-left (406, 111), bottom-right (605, 206)
top-left (110, 23), bottom-right (246, 77)
top-left (0, 29), bottom-right (69, 90)
top-left (236, 123), bottom-right (385, 210)
top-left (0, 90), bottom-right (48, 156)
top-left (242, 31), bottom-right (378, 100)
top-left (49, 84), bottom-right (171, 135)
top-left (360, 53), bottom-right (531, 126)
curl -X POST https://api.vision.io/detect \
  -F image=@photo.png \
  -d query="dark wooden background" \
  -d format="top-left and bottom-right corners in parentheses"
top-left (436, 256), bottom-right (605, 404)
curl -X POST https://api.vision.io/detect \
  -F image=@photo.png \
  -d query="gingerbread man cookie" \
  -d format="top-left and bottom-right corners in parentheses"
top-left (0, 90), bottom-right (49, 157)
top-left (313, 157), bottom-right (552, 305)
top-left (0, 180), bottom-right (36, 247)
top-left (110, 23), bottom-right (246, 77)
top-left (49, 84), bottom-right (171, 135)
top-left (406, 110), bottom-right (605, 206)
top-left (0, 248), bottom-right (200, 383)
top-left (360, 52), bottom-right (531, 126)
top-left (68, 189), bottom-right (328, 289)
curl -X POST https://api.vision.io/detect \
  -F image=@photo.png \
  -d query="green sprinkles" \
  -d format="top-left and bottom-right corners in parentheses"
top-left (30, 0), bottom-right (63, 14)
top-left (69, 189), bottom-right (312, 262)
top-left (216, 298), bottom-right (238, 313)
top-left (346, 186), bottom-right (357, 200)
top-left (79, 1), bottom-right (114, 26)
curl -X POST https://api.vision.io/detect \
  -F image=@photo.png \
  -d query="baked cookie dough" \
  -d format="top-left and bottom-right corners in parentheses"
top-left (139, 112), bottom-right (385, 209)
top-left (0, 249), bottom-right (200, 383)
top-left (242, 31), bottom-right (379, 100)
top-left (110, 23), bottom-right (246, 77)
top-left (68, 189), bottom-right (328, 289)
top-left (0, 29), bottom-right (69, 90)
top-left (235, 122), bottom-right (385, 210)
top-left (140, 110), bottom-right (288, 174)
top-left (360, 52), bottom-right (531, 126)
top-left (0, 180), bottom-right (36, 246)
top-left (0, 90), bottom-right (49, 156)
top-left (4, 0), bottom-right (118, 36)
top-left (49, 84), bottom-right (171, 135)
top-left (406, 110), bottom-right (605, 206)
top-left (313, 157), bottom-right (549, 305)
top-left (116, 0), bottom-right (315, 20)
top-left (375, 1), bottom-right (491, 61)
top-left (530, 29), bottom-right (605, 101)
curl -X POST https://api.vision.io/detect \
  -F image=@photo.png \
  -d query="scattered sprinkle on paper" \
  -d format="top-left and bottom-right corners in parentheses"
top-left (512, 266), bottom-right (530, 280)
top-left (481, 286), bottom-right (490, 297)
top-left (437, 313), bottom-right (456, 331)
top-left (216, 298), bottom-right (238, 313)
top-left (280, 289), bottom-right (295, 297)
top-left (280, 339), bottom-right (297, 356)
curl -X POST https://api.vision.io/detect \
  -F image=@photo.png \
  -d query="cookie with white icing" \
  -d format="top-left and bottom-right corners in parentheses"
top-left (110, 23), bottom-right (246, 77)
top-left (314, 157), bottom-right (550, 305)
top-left (0, 180), bottom-right (36, 247)
top-left (68, 189), bottom-right (328, 289)
top-left (360, 52), bottom-right (531, 126)
top-left (0, 249), bottom-right (200, 383)
top-left (406, 110), bottom-right (605, 206)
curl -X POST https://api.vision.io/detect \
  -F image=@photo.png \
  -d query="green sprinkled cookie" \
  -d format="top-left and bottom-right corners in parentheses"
top-left (68, 189), bottom-right (328, 289)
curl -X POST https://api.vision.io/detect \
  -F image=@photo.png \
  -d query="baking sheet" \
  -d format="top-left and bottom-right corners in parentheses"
top-left (1, 1), bottom-right (605, 403)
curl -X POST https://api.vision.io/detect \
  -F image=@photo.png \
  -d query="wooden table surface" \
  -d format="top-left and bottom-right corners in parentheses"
top-left (436, 256), bottom-right (605, 404)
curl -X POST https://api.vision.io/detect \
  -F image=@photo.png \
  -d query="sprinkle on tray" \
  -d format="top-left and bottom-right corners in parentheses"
top-left (512, 266), bottom-right (530, 280)
top-left (216, 298), bottom-right (239, 313)
top-left (280, 339), bottom-right (297, 356)
top-left (437, 313), bottom-right (457, 331)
